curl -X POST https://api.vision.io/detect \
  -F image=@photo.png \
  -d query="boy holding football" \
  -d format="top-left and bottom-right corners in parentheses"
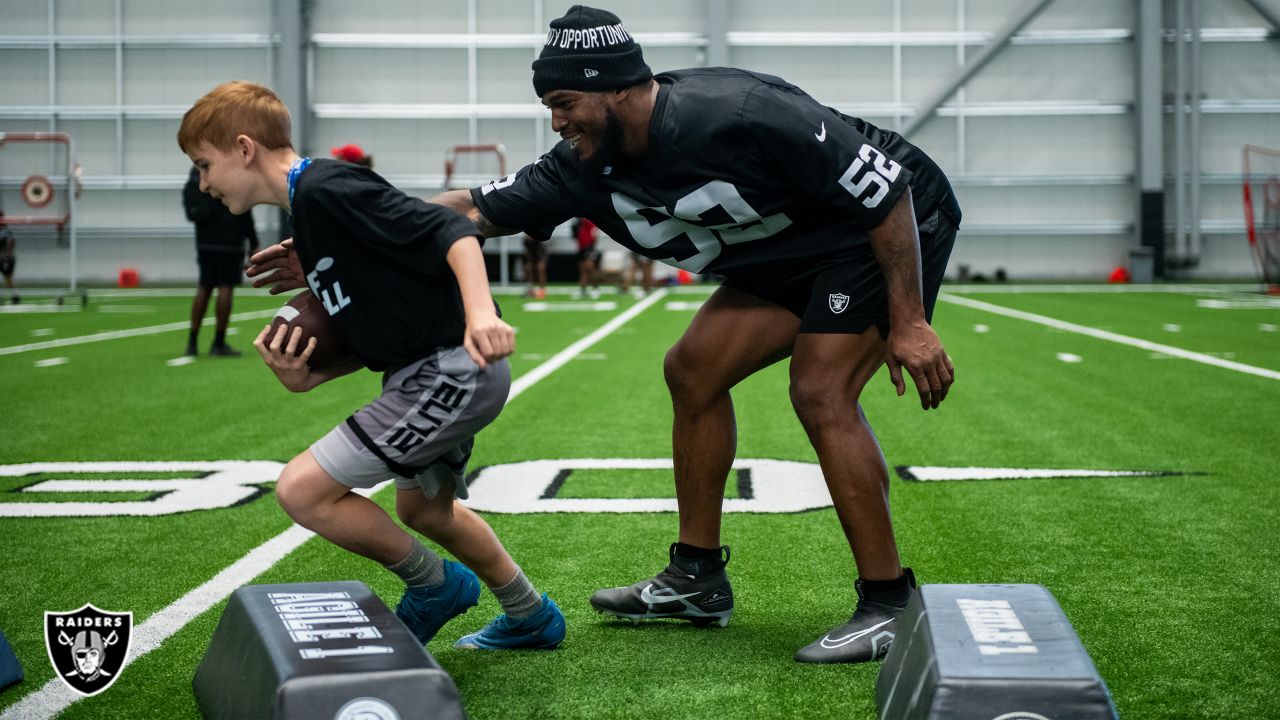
top-left (178, 80), bottom-right (564, 651)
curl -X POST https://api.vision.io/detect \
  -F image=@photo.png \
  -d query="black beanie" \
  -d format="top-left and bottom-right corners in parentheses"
top-left (531, 6), bottom-right (653, 97)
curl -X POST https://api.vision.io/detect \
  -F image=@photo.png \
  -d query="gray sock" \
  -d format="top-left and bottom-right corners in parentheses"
top-left (385, 539), bottom-right (445, 588)
top-left (492, 567), bottom-right (542, 619)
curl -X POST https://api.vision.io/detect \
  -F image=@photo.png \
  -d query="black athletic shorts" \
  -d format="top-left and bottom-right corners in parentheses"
top-left (0, 256), bottom-right (13, 276)
top-left (724, 209), bottom-right (958, 337)
top-left (196, 250), bottom-right (244, 288)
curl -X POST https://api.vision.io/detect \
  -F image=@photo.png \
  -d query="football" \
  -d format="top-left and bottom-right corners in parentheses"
top-left (269, 292), bottom-right (356, 369)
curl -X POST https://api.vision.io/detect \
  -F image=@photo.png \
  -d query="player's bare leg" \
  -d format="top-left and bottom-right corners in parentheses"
top-left (790, 330), bottom-right (917, 663)
top-left (665, 286), bottom-right (798, 548)
top-left (274, 450), bottom-right (412, 562)
top-left (590, 285), bottom-right (796, 627)
top-left (187, 285), bottom-right (212, 354)
top-left (789, 330), bottom-right (901, 579)
top-left (395, 490), bottom-right (517, 589)
top-left (399, 484), bottom-right (564, 651)
top-left (208, 285), bottom-right (239, 355)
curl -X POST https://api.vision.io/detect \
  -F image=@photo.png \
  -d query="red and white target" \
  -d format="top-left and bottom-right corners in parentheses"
top-left (21, 175), bottom-right (54, 209)
top-left (0, 133), bottom-right (73, 227)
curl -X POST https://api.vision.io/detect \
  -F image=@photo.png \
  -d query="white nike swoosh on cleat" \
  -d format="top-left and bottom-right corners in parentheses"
top-left (639, 583), bottom-right (700, 606)
top-left (818, 618), bottom-right (895, 649)
top-left (815, 122), bottom-right (827, 142)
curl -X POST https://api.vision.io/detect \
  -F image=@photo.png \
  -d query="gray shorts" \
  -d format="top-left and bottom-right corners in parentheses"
top-left (310, 346), bottom-right (511, 499)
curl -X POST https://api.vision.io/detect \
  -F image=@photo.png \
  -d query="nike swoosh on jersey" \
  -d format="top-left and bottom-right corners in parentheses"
top-left (815, 122), bottom-right (827, 142)
top-left (818, 618), bottom-right (895, 649)
top-left (639, 584), bottom-right (700, 606)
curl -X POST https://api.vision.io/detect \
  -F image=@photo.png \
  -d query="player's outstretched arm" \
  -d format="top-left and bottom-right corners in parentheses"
top-left (868, 189), bottom-right (955, 410)
top-left (246, 238), bottom-right (305, 294)
top-left (446, 235), bottom-right (514, 369)
top-left (430, 190), bottom-right (520, 239)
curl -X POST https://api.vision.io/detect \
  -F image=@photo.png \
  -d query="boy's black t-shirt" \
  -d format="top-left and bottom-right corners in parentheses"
top-left (290, 159), bottom-right (483, 371)
top-left (472, 67), bottom-right (961, 281)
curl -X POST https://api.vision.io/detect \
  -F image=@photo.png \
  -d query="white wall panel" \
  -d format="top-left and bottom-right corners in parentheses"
top-left (729, 0), bottom-right (894, 32)
top-left (312, 49), bottom-right (470, 104)
top-left (1197, 116), bottom-right (1280, 175)
top-left (964, 44), bottom-right (1134, 103)
top-left (123, 48), bottom-right (271, 105)
top-left (313, 0), bottom-right (470, 33)
top-left (964, 116), bottom-right (1134, 174)
top-left (1, 0), bottom-right (1277, 282)
top-left (1034, 0), bottom-right (1132, 29)
top-left (0, 50), bottom-right (51, 105)
top-left (123, 119), bottom-right (186, 175)
top-left (121, 0), bottom-right (268, 33)
top-left (1199, 44), bottom-right (1280, 100)
top-left (955, 185), bottom-right (1132, 226)
top-left (476, 1), bottom-right (542, 33)
top-left (54, 0), bottom-right (116, 34)
top-left (54, 49), bottom-right (116, 106)
top-left (901, 46), bottom-right (962, 104)
top-left (729, 47), bottom-right (894, 104)
top-left (902, 0), bottom-right (963, 32)
top-left (477, 48), bottom-right (540, 103)
top-left (56, 120), bottom-right (118, 175)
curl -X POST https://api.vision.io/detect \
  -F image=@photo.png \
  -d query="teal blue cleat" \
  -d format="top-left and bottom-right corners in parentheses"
top-left (394, 560), bottom-right (481, 644)
top-left (453, 594), bottom-right (566, 650)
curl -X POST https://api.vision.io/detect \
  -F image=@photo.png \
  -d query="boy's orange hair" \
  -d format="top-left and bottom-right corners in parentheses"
top-left (178, 81), bottom-right (293, 154)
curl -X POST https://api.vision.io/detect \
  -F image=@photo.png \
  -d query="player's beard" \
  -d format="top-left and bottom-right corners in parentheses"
top-left (581, 107), bottom-right (626, 178)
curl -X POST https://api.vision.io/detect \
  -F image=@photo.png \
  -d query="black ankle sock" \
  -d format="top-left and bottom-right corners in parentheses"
top-left (187, 330), bottom-right (198, 347)
top-left (213, 330), bottom-right (227, 347)
top-left (674, 542), bottom-right (720, 560)
top-left (859, 569), bottom-right (915, 606)
top-left (671, 542), bottom-right (726, 577)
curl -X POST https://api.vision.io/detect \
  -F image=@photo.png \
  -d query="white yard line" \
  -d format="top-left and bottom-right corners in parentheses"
top-left (0, 309), bottom-right (278, 356)
top-left (0, 289), bottom-right (666, 720)
top-left (942, 283), bottom-right (1264, 296)
top-left (940, 293), bottom-right (1280, 382)
top-left (509, 289), bottom-right (666, 401)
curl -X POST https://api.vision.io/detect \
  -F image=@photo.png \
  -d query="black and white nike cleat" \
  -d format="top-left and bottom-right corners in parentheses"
top-left (794, 569), bottom-right (916, 664)
top-left (589, 544), bottom-right (733, 627)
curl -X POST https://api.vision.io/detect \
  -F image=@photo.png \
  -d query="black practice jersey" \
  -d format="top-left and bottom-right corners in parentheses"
top-left (472, 67), bottom-right (961, 280)
top-left (291, 159), bottom-right (484, 372)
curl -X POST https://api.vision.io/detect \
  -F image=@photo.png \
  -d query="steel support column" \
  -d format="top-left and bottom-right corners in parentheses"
top-left (1136, 0), bottom-right (1166, 276)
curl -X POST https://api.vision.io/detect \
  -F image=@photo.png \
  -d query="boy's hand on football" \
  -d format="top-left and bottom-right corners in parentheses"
top-left (254, 323), bottom-right (317, 392)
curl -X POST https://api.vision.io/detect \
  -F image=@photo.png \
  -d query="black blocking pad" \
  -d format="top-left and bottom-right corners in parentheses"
top-left (193, 581), bottom-right (466, 720)
top-left (876, 584), bottom-right (1118, 720)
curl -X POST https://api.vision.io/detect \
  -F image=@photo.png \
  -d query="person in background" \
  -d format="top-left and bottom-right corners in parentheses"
top-left (0, 209), bottom-right (16, 304)
top-left (571, 217), bottom-right (600, 299)
top-left (183, 165), bottom-right (259, 356)
top-left (620, 250), bottom-right (654, 298)
top-left (522, 232), bottom-right (548, 299)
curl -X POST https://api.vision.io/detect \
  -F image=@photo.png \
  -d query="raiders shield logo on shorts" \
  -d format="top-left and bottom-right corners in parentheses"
top-left (829, 292), bottom-right (850, 314)
top-left (45, 604), bottom-right (133, 696)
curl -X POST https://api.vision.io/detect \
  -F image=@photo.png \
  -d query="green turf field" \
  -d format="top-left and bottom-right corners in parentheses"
top-left (1, 283), bottom-right (1277, 719)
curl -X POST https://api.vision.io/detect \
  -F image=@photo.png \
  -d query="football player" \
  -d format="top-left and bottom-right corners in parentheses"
top-left (451, 5), bottom-right (961, 664)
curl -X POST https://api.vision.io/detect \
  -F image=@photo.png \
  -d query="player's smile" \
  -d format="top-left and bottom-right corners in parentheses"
top-left (544, 90), bottom-right (608, 161)
top-left (189, 142), bottom-right (251, 214)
